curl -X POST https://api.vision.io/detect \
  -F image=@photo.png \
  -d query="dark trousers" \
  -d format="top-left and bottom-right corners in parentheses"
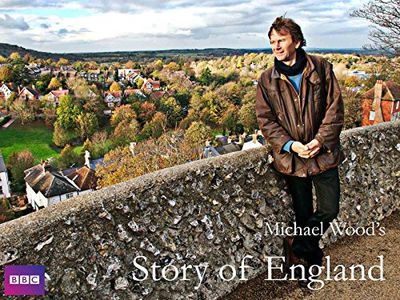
top-left (283, 167), bottom-right (340, 264)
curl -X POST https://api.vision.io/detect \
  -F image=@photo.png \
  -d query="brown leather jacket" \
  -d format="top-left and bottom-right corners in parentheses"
top-left (255, 53), bottom-right (345, 177)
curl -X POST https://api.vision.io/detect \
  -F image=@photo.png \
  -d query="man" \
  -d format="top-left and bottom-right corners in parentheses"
top-left (255, 16), bottom-right (344, 285)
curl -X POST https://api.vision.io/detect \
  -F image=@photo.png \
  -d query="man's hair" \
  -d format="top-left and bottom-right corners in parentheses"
top-left (268, 16), bottom-right (306, 47)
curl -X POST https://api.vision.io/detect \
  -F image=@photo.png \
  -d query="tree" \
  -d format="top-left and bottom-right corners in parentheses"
top-left (110, 105), bottom-right (136, 127)
top-left (184, 121), bottom-right (212, 147)
top-left (138, 101), bottom-right (156, 123)
top-left (53, 122), bottom-right (77, 147)
top-left (43, 106), bottom-right (57, 127)
top-left (9, 52), bottom-right (21, 61)
top-left (57, 58), bottom-right (69, 67)
top-left (113, 119), bottom-right (140, 146)
top-left (56, 95), bottom-right (82, 130)
top-left (109, 81), bottom-right (121, 92)
top-left (7, 150), bottom-right (35, 192)
top-left (351, 0), bottom-right (400, 55)
top-left (160, 96), bottom-right (182, 127)
top-left (0, 65), bottom-right (12, 82)
top-left (219, 104), bottom-right (241, 134)
top-left (239, 102), bottom-right (258, 132)
top-left (57, 144), bottom-right (79, 169)
top-left (136, 77), bottom-right (144, 89)
top-left (48, 77), bottom-right (62, 90)
top-left (81, 138), bottom-right (94, 156)
top-left (10, 99), bottom-right (34, 125)
top-left (77, 112), bottom-right (99, 139)
top-left (199, 67), bottom-right (213, 85)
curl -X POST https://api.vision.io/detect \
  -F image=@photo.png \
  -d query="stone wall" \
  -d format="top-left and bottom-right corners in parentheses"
top-left (0, 121), bottom-right (399, 300)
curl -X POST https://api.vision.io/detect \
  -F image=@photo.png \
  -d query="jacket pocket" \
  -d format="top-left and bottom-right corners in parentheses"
top-left (315, 147), bottom-right (340, 171)
top-left (272, 151), bottom-right (293, 174)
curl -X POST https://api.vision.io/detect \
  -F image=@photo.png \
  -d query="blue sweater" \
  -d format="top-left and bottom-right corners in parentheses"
top-left (282, 73), bottom-right (302, 153)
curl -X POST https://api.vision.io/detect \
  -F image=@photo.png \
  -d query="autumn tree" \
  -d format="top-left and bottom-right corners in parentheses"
top-left (77, 112), bottom-right (99, 139)
top-left (109, 81), bottom-right (121, 92)
top-left (239, 102), bottom-right (258, 132)
top-left (160, 96), bottom-right (182, 127)
top-left (48, 77), bottom-right (62, 90)
top-left (7, 150), bottom-right (35, 191)
top-left (0, 65), bottom-right (12, 82)
top-left (219, 104), bottom-right (241, 134)
top-left (110, 105), bottom-right (137, 127)
top-left (57, 144), bottom-right (79, 169)
top-left (351, 0), bottom-right (400, 55)
top-left (199, 67), bottom-right (213, 85)
top-left (57, 58), bottom-right (69, 67)
top-left (9, 52), bottom-right (21, 61)
top-left (56, 95), bottom-right (82, 130)
top-left (138, 101), bottom-right (156, 123)
top-left (10, 99), bottom-right (34, 125)
top-left (113, 119), bottom-right (140, 146)
top-left (184, 121), bottom-right (212, 147)
top-left (53, 122), bottom-right (77, 147)
top-left (96, 130), bottom-right (202, 188)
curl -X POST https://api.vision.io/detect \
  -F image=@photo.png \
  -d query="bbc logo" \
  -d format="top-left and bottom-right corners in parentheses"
top-left (4, 265), bottom-right (45, 296)
top-left (9, 275), bottom-right (41, 285)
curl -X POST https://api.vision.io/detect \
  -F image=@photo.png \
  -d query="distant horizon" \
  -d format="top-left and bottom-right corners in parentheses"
top-left (1, 42), bottom-right (374, 55)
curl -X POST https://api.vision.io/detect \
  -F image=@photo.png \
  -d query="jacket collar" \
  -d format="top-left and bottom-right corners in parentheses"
top-left (271, 52), bottom-right (321, 84)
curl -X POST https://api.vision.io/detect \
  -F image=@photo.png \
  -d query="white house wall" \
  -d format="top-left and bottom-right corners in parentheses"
top-left (0, 171), bottom-right (11, 198)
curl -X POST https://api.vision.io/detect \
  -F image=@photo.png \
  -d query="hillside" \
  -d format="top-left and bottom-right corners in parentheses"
top-left (0, 42), bottom-right (379, 64)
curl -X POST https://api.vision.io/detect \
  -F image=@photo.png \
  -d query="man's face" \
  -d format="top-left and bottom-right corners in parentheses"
top-left (269, 29), bottom-right (300, 63)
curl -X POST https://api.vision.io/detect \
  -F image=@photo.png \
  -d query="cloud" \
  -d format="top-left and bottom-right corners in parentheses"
top-left (0, 14), bottom-right (29, 30)
top-left (0, 0), bottom-right (372, 51)
top-left (0, 0), bottom-right (67, 9)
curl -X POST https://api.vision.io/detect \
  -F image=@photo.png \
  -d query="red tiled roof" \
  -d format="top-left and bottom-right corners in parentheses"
top-left (363, 81), bottom-right (400, 101)
top-left (50, 89), bottom-right (69, 98)
top-left (66, 166), bottom-right (97, 190)
top-left (105, 91), bottom-right (122, 98)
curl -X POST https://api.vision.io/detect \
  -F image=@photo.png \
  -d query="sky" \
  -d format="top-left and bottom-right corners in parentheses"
top-left (0, 0), bottom-right (372, 53)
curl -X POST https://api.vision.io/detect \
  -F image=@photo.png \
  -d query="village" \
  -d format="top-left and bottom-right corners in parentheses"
top-left (0, 50), bottom-right (399, 223)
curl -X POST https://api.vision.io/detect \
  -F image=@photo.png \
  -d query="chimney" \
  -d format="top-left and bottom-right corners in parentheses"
top-left (252, 133), bottom-right (257, 143)
top-left (84, 150), bottom-right (91, 168)
top-left (129, 142), bottom-right (137, 156)
top-left (372, 80), bottom-right (384, 124)
top-left (238, 135), bottom-right (244, 145)
top-left (42, 161), bottom-right (51, 174)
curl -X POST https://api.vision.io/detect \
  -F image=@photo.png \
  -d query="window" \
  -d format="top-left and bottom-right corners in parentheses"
top-left (369, 111), bottom-right (375, 121)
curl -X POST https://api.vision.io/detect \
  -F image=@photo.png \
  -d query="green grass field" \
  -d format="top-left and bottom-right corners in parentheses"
top-left (0, 121), bottom-right (60, 164)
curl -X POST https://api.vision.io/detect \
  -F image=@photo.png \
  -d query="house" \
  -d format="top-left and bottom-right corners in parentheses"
top-left (24, 163), bottom-right (80, 210)
top-left (24, 159), bottom-right (97, 211)
top-left (345, 70), bottom-right (370, 80)
top-left (124, 88), bottom-right (146, 99)
top-left (361, 80), bottom-right (400, 126)
top-left (118, 68), bottom-right (140, 80)
top-left (0, 83), bottom-right (16, 100)
top-left (131, 74), bottom-right (145, 85)
top-left (0, 154), bottom-right (11, 198)
top-left (242, 133), bottom-right (264, 151)
top-left (202, 138), bottom-right (242, 158)
top-left (46, 89), bottom-right (69, 107)
top-left (104, 91), bottom-right (122, 108)
top-left (79, 70), bottom-right (101, 81)
top-left (18, 86), bottom-right (39, 101)
top-left (142, 79), bottom-right (161, 92)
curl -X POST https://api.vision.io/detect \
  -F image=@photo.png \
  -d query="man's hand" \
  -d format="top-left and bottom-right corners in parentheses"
top-left (304, 139), bottom-right (321, 158)
top-left (291, 141), bottom-right (311, 158)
